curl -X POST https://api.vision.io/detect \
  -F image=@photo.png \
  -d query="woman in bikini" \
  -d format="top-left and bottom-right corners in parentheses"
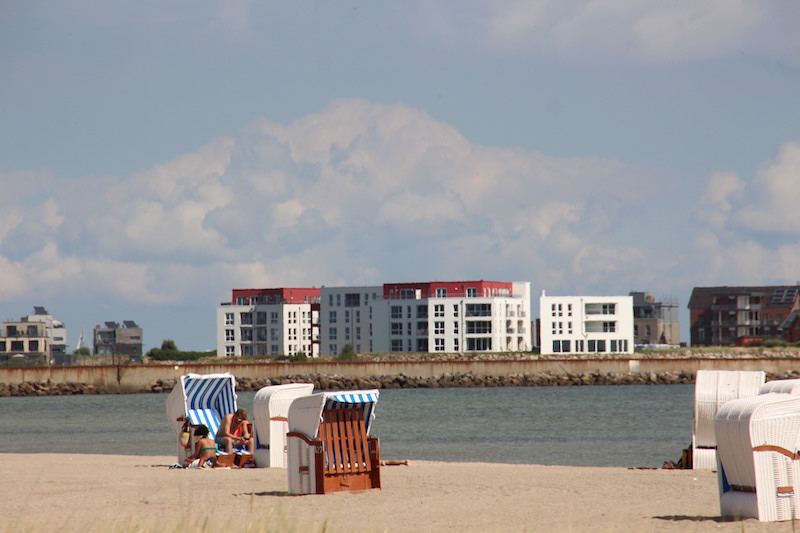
top-left (183, 425), bottom-right (217, 468)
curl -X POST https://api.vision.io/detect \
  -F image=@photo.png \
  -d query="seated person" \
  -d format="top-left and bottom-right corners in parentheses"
top-left (184, 424), bottom-right (217, 468)
top-left (216, 408), bottom-right (254, 454)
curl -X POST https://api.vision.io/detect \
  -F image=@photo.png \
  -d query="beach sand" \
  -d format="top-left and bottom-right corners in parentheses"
top-left (2, 453), bottom-right (796, 532)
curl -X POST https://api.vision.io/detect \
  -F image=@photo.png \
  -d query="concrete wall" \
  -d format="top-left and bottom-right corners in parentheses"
top-left (3, 357), bottom-right (800, 393)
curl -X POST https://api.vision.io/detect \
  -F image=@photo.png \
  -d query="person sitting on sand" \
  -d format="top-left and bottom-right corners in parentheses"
top-left (184, 425), bottom-right (217, 468)
top-left (216, 408), bottom-right (254, 454)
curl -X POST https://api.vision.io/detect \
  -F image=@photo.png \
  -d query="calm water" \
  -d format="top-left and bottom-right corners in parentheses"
top-left (0, 384), bottom-right (693, 467)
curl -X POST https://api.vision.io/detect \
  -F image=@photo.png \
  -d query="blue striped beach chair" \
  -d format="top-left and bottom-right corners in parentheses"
top-left (166, 373), bottom-right (240, 464)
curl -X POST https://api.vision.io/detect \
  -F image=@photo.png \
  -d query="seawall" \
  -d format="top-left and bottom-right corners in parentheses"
top-left (2, 355), bottom-right (800, 395)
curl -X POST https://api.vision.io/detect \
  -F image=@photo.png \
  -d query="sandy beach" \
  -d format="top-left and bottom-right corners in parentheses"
top-left (2, 453), bottom-right (796, 532)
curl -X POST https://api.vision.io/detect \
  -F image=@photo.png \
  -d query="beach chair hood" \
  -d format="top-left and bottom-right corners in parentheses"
top-left (287, 389), bottom-right (379, 440)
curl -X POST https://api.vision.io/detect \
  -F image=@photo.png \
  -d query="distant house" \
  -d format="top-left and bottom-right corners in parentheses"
top-left (0, 306), bottom-right (67, 364)
top-left (687, 286), bottom-right (800, 346)
top-left (630, 292), bottom-right (680, 346)
top-left (93, 321), bottom-right (143, 361)
top-left (539, 292), bottom-right (634, 355)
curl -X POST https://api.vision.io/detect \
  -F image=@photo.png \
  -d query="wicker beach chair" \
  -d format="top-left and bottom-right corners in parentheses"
top-left (165, 373), bottom-right (245, 464)
top-left (692, 370), bottom-right (766, 469)
top-left (252, 383), bottom-right (315, 468)
top-left (286, 389), bottom-right (381, 494)
top-left (760, 379), bottom-right (800, 395)
top-left (716, 393), bottom-right (800, 521)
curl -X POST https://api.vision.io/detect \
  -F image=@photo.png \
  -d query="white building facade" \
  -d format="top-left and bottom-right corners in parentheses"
top-left (216, 288), bottom-right (320, 358)
top-left (320, 281), bottom-right (532, 356)
top-left (539, 292), bottom-right (634, 355)
top-left (217, 281), bottom-right (532, 358)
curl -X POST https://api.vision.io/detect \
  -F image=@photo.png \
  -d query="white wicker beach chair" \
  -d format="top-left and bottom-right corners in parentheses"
top-left (286, 389), bottom-right (380, 495)
top-left (252, 383), bottom-right (314, 468)
top-left (760, 379), bottom-right (800, 395)
top-left (165, 373), bottom-right (240, 464)
top-left (692, 370), bottom-right (766, 469)
top-left (716, 393), bottom-right (800, 521)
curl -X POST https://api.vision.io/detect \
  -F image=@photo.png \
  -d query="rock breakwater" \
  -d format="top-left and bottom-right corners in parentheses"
top-left (5, 369), bottom-right (800, 396)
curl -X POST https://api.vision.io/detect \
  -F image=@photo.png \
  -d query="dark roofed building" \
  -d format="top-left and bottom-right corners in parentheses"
top-left (94, 320), bottom-right (143, 361)
top-left (688, 285), bottom-right (800, 346)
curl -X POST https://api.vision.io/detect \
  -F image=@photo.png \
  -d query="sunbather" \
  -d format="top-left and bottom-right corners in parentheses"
top-left (184, 425), bottom-right (217, 468)
top-left (216, 408), bottom-right (254, 454)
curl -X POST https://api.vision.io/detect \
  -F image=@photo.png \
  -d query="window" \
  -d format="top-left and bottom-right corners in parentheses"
top-left (453, 321), bottom-right (459, 334)
top-left (434, 338), bottom-right (445, 351)
top-left (356, 327), bottom-right (361, 340)
top-left (329, 311), bottom-right (337, 324)
top-left (575, 339), bottom-right (584, 352)
top-left (434, 321), bottom-right (444, 335)
top-left (465, 303), bottom-right (491, 317)
top-left (417, 322), bottom-right (428, 335)
top-left (416, 305), bottom-right (428, 319)
top-left (436, 288), bottom-right (447, 298)
top-left (256, 312), bottom-right (267, 325)
top-left (588, 340), bottom-right (596, 352)
top-left (345, 327), bottom-right (351, 340)
top-left (345, 310), bottom-right (350, 323)
top-left (596, 340), bottom-right (606, 352)
top-left (345, 293), bottom-right (361, 307)
top-left (416, 339), bottom-right (429, 352)
top-left (225, 329), bottom-right (234, 341)
top-left (466, 287), bottom-right (477, 297)
top-left (400, 289), bottom-right (416, 299)
top-left (391, 306), bottom-right (402, 319)
top-left (561, 340), bottom-right (570, 352)
top-left (225, 345), bottom-right (235, 356)
top-left (453, 304), bottom-right (459, 317)
top-left (434, 304), bottom-right (444, 317)
top-left (466, 321), bottom-right (492, 334)
top-left (454, 338), bottom-right (459, 351)
top-left (602, 303), bottom-right (616, 314)
top-left (552, 340), bottom-right (561, 353)
top-left (270, 312), bottom-right (278, 325)
top-left (240, 312), bottom-right (252, 325)
top-left (391, 339), bottom-right (403, 352)
top-left (466, 338), bottom-right (491, 351)
top-left (225, 313), bottom-right (234, 325)
top-left (391, 323), bottom-right (403, 336)
top-left (603, 322), bottom-right (616, 332)
top-left (328, 328), bottom-right (337, 340)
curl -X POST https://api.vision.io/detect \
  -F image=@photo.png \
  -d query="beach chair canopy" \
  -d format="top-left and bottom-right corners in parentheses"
top-left (166, 373), bottom-right (239, 438)
top-left (692, 370), bottom-right (765, 469)
top-left (287, 389), bottom-right (379, 440)
top-left (252, 383), bottom-right (314, 467)
top-left (760, 378), bottom-right (800, 395)
top-left (716, 393), bottom-right (800, 521)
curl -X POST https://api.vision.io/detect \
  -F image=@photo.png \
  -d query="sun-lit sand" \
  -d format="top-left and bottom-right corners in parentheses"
top-left (3, 453), bottom-right (797, 532)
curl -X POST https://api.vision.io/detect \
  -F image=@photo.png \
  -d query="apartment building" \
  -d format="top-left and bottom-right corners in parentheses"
top-left (217, 280), bottom-right (532, 357)
top-left (688, 285), bottom-right (800, 346)
top-left (319, 281), bottom-right (532, 356)
top-left (0, 306), bottom-right (67, 364)
top-left (93, 321), bottom-right (143, 361)
top-left (539, 292), bottom-right (634, 355)
top-left (630, 292), bottom-right (680, 346)
top-left (216, 288), bottom-right (321, 357)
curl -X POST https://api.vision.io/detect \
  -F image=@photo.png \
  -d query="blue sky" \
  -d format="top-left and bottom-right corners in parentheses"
top-left (2, 1), bottom-right (799, 351)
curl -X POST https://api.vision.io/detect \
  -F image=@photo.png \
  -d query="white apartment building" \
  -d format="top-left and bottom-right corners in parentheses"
top-left (539, 292), bottom-right (634, 355)
top-left (319, 286), bottom-right (384, 356)
top-left (320, 281), bottom-right (532, 356)
top-left (216, 288), bottom-right (320, 358)
top-left (217, 281), bottom-right (533, 357)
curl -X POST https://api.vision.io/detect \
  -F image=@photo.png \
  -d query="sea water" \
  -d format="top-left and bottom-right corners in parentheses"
top-left (0, 384), bottom-right (693, 467)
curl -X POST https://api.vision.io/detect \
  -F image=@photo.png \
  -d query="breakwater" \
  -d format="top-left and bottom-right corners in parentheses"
top-left (4, 368), bottom-right (800, 397)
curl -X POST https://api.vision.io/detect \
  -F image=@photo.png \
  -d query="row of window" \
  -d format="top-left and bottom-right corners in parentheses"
top-left (551, 339), bottom-right (629, 353)
top-left (550, 303), bottom-right (617, 317)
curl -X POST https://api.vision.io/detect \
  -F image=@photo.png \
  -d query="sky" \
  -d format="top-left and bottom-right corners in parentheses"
top-left (1, 1), bottom-right (799, 352)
